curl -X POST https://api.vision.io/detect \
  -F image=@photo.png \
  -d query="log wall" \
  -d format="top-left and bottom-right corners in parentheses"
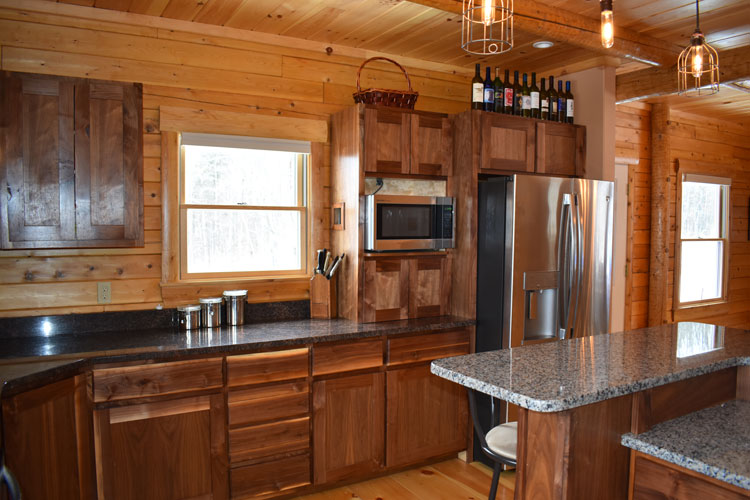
top-left (0, 1), bottom-right (471, 317)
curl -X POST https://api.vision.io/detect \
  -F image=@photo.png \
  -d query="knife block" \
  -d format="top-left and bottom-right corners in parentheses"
top-left (310, 274), bottom-right (337, 319)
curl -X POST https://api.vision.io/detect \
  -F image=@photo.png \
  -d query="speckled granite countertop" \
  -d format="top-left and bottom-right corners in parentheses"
top-left (622, 400), bottom-right (750, 490)
top-left (0, 316), bottom-right (473, 397)
top-left (431, 322), bottom-right (750, 412)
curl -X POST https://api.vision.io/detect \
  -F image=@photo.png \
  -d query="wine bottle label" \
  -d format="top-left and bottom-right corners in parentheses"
top-left (504, 89), bottom-right (514, 107)
top-left (567, 99), bottom-right (574, 117)
top-left (522, 95), bottom-right (531, 110)
top-left (531, 92), bottom-right (540, 109)
top-left (551, 100), bottom-right (557, 113)
top-left (542, 98), bottom-right (549, 112)
top-left (558, 99), bottom-right (565, 115)
top-left (484, 88), bottom-right (495, 104)
top-left (516, 94), bottom-right (523, 110)
top-left (495, 90), bottom-right (502, 103)
top-left (472, 84), bottom-right (483, 103)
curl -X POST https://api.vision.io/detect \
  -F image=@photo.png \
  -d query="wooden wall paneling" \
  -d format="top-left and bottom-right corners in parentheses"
top-left (479, 112), bottom-right (535, 173)
top-left (631, 367), bottom-right (738, 434)
top-left (449, 110), bottom-right (478, 319)
top-left (363, 106), bottom-right (410, 175)
top-left (647, 103), bottom-right (671, 326)
top-left (312, 372), bottom-right (385, 485)
top-left (0, 71), bottom-right (76, 247)
top-left (362, 258), bottom-right (410, 322)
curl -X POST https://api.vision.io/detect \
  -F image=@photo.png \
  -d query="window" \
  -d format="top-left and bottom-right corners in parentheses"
top-left (676, 173), bottom-right (731, 306)
top-left (179, 133), bottom-right (309, 280)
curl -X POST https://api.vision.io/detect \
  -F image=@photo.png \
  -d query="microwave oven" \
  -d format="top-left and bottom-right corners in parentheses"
top-left (364, 194), bottom-right (455, 251)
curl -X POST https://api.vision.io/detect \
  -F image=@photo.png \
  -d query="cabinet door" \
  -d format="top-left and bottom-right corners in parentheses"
top-left (386, 365), bottom-right (468, 468)
top-left (409, 255), bottom-right (451, 318)
top-left (363, 258), bottom-right (409, 322)
top-left (74, 80), bottom-right (143, 246)
top-left (312, 372), bottom-right (385, 484)
top-left (363, 106), bottom-right (410, 174)
top-left (410, 113), bottom-right (452, 176)
top-left (535, 121), bottom-right (585, 177)
top-left (480, 113), bottom-right (535, 172)
top-left (0, 72), bottom-right (76, 248)
top-left (93, 394), bottom-right (228, 500)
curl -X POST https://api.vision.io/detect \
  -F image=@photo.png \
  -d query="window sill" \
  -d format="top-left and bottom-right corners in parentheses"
top-left (160, 275), bottom-right (311, 307)
top-left (673, 300), bottom-right (730, 322)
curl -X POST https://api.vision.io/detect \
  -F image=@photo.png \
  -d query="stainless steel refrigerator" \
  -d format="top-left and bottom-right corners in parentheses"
top-left (473, 174), bottom-right (614, 462)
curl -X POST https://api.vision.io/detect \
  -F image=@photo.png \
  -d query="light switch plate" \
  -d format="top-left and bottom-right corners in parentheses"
top-left (97, 282), bottom-right (112, 304)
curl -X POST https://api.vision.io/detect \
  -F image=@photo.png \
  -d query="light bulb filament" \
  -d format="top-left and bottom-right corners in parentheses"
top-left (692, 46), bottom-right (703, 77)
top-left (601, 10), bottom-right (614, 48)
top-left (482, 0), bottom-right (494, 26)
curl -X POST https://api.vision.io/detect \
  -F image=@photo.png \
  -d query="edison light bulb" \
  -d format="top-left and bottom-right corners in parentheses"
top-left (601, 9), bottom-right (614, 48)
top-left (691, 45), bottom-right (704, 77)
top-left (482, 0), bottom-right (495, 26)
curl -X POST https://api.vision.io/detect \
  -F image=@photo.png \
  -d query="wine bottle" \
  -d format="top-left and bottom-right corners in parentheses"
top-left (530, 72), bottom-right (540, 119)
top-left (565, 81), bottom-right (574, 124)
top-left (557, 80), bottom-right (566, 123)
top-left (493, 67), bottom-right (503, 113)
top-left (483, 67), bottom-right (494, 111)
top-left (471, 63), bottom-right (483, 110)
top-left (548, 75), bottom-right (557, 121)
top-left (503, 69), bottom-right (513, 114)
top-left (512, 71), bottom-right (522, 116)
top-left (540, 78), bottom-right (549, 121)
top-left (521, 73), bottom-right (531, 118)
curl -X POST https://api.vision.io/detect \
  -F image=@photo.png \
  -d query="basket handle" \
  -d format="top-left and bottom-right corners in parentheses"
top-left (356, 57), bottom-right (413, 93)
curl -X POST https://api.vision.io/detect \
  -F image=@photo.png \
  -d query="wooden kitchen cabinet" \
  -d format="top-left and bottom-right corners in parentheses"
top-left (363, 254), bottom-right (450, 322)
top-left (2, 375), bottom-right (94, 500)
top-left (0, 71), bottom-right (143, 249)
top-left (480, 112), bottom-right (536, 173)
top-left (363, 106), bottom-right (452, 176)
top-left (312, 372), bottom-right (385, 484)
top-left (535, 121), bottom-right (585, 177)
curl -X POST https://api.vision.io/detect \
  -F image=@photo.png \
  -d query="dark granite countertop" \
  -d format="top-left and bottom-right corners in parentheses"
top-left (622, 400), bottom-right (750, 490)
top-left (431, 322), bottom-right (750, 412)
top-left (0, 316), bottom-right (473, 397)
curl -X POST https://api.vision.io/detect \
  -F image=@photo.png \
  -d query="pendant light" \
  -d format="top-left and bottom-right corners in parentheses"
top-left (600, 0), bottom-right (614, 49)
top-left (678, 0), bottom-right (719, 96)
top-left (461, 0), bottom-right (513, 55)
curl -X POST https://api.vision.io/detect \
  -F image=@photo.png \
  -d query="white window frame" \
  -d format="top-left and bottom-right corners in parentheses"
top-left (675, 171), bottom-right (731, 308)
top-left (178, 133), bottom-right (310, 281)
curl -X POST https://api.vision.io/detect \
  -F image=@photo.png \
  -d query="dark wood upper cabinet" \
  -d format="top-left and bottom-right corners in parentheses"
top-left (480, 112), bottom-right (536, 173)
top-left (535, 121), bottom-right (586, 177)
top-left (0, 71), bottom-right (143, 249)
top-left (410, 112), bottom-right (452, 176)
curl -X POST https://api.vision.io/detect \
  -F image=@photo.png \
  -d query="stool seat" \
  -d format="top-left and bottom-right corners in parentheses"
top-left (486, 421), bottom-right (518, 461)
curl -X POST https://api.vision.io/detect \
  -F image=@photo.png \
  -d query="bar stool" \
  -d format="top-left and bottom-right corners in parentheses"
top-left (467, 388), bottom-right (518, 500)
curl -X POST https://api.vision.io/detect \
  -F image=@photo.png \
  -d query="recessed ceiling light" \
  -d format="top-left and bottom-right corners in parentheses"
top-left (533, 41), bottom-right (554, 49)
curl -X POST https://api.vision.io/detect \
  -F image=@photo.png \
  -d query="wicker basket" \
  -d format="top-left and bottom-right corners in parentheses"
top-left (352, 57), bottom-right (418, 109)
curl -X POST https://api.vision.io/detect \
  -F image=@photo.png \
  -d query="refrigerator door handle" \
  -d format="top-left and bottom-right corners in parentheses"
top-left (571, 192), bottom-right (584, 338)
top-left (557, 194), bottom-right (574, 339)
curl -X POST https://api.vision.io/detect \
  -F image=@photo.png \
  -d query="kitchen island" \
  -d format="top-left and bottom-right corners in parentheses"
top-left (431, 322), bottom-right (750, 499)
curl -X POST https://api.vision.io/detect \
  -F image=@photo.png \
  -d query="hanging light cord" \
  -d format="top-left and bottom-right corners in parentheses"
top-left (695, 0), bottom-right (700, 32)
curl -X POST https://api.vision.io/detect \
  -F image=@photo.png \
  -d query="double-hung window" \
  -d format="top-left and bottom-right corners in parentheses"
top-left (179, 133), bottom-right (309, 280)
top-left (676, 173), bottom-right (731, 306)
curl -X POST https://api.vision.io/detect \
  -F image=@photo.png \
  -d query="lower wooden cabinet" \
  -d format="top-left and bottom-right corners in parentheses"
top-left (312, 372), bottom-right (385, 484)
top-left (230, 454), bottom-right (311, 499)
top-left (93, 393), bottom-right (227, 500)
top-left (386, 363), bottom-right (468, 468)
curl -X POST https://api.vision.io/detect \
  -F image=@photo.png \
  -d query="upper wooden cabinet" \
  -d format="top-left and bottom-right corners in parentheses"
top-left (363, 106), bottom-right (452, 177)
top-left (535, 121), bottom-right (585, 177)
top-left (0, 71), bottom-right (143, 249)
top-left (480, 113), bottom-right (536, 173)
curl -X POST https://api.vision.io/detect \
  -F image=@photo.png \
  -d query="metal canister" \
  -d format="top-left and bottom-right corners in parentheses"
top-left (176, 305), bottom-right (201, 330)
top-left (199, 297), bottom-right (223, 328)
top-left (223, 290), bottom-right (247, 326)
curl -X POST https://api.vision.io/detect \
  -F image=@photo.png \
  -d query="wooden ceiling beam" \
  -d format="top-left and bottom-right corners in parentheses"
top-left (405, 0), bottom-right (680, 67)
top-left (616, 45), bottom-right (750, 103)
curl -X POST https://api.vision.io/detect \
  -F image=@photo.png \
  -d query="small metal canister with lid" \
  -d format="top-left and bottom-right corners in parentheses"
top-left (199, 297), bottom-right (223, 328)
top-left (223, 290), bottom-right (247, 326)
top-left (176, 305), bottom-right (201, 330)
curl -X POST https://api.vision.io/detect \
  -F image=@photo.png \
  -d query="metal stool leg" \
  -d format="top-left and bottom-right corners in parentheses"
top-left (488, 461), bottom-right (501, 500)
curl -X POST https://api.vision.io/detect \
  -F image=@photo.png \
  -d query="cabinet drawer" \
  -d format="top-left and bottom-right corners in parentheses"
top-left (227, 347), bottom-right (309, 387)
top-left (229, 416), bottom-right (309, 463)
top-left (93, 358), bottom-right (223, 402)
top-left (387, 329), bottom-right (470, 366)
top-left (313, 338), bottom-right (383, 376)
top-left (230, 453), bottom-right (310, 499)
top-left (228, 381), bottom-right (309, 428)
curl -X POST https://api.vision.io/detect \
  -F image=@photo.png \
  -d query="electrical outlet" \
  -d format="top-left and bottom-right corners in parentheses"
top-left (97, 282), bottom-right (112, 304)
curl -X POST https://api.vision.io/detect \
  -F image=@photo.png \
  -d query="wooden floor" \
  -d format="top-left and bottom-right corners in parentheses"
top-left (293, 459), bottom-right (516, 500)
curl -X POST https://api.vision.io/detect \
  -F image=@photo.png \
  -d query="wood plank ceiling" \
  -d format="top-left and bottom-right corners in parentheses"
top-left (46, 0), bottom-right (750, 121)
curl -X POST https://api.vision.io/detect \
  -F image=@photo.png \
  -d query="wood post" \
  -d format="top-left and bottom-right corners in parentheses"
top-left (647, 103), bottom-right (670, 326)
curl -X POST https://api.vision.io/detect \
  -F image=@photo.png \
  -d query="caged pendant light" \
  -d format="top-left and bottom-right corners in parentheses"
top-left (462, 0), bottom-right (513, 55)
top-left (678, 0), bottom-right (719, 96)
